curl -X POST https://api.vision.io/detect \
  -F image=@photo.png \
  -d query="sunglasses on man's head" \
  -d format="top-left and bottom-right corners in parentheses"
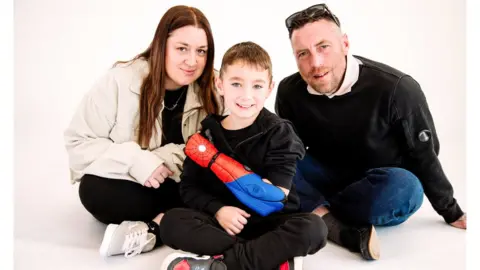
top-left (285, 4), bottom-right (340, 30)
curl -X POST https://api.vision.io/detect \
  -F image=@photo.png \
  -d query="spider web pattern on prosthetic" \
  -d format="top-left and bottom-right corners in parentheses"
top-left (185, 133), bottom-right (247, 183)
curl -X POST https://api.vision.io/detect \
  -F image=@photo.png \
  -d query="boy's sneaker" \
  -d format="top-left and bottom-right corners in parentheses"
top-left (279, 257), bottom-right (303, 270)
top-left (161, 252), bottom-right (227, 270)
top-left (99, 221), bottom-right (156, 258)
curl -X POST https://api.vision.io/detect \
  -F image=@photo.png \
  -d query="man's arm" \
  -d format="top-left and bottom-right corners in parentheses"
top-left (391, 75), bottom-right (464, 224)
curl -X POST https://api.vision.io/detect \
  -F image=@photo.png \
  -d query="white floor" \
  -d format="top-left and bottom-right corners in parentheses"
top-left (14, 0), bottom-right (467, 269)
top-left (14, 200), bottom-right (466, 270)
top-left (14, 138), bottom-right (466, 270)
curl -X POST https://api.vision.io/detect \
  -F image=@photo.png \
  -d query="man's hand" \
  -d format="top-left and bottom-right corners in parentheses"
top-left (262, 179), bottom-right (290, 196)
top-left (215, 206), bottom-right (251, 236)
top-left (449, 213), bottom-right (467, 230)
top-left (144, 164), bottom-right (173, 189)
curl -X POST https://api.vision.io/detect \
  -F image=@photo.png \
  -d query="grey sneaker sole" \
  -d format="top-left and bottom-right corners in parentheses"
top-left (99, 224), bottom-right (119, 257)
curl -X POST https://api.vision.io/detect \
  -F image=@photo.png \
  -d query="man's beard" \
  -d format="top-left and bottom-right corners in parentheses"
top-left (309, 76), bottom-right (340, 95)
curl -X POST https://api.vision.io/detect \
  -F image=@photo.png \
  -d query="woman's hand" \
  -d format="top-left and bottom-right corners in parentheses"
top-left (144, 164), bottom-right (173, 188)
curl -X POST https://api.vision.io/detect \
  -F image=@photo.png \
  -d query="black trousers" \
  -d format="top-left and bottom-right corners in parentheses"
top-left (79, 174), bottom-right (184, 246)
top-left (161, 208), bottom-right (328, 270)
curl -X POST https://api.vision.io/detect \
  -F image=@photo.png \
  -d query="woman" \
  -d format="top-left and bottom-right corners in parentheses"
top-left (64, 5), bottom-right (222, 258)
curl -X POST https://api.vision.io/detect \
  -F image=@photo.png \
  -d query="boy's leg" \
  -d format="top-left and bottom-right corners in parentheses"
top-left (160, 208), bottom-right (238, 256)
top-left (221, 213), bottom-right (327, 270)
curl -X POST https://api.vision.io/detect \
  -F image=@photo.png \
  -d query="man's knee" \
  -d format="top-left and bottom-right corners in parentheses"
top-left (387, 168), bottom-right (423, 202)
top-left (367, 168), bottom-right (424, 225)
top-left (367, 167), bottom-right (423, 199)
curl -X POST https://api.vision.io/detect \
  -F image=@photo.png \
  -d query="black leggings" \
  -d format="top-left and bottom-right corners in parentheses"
top-left (78, 174), bottom-right (184, 245)
top-left (161, 208), bottom-right (328, 270)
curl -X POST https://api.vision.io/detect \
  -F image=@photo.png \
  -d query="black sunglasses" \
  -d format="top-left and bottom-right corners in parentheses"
top-left (285, 4), bottom-right (340, 30)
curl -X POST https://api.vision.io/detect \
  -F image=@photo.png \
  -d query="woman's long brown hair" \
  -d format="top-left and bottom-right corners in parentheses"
top-left (115, 5), bottom-right (220, 149)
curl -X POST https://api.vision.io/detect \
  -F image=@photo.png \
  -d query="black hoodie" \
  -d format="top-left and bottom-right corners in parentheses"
top-left (275, 55), bottom-right (464, 223)
top-left (179, 108), bottom-right (306, 217)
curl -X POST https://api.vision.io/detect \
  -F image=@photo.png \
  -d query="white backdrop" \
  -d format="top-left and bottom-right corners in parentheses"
top-left (14, 0), bottom-right (466, 218)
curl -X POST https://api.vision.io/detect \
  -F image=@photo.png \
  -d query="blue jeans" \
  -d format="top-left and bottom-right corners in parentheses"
top-left (294, 153), bottom-right (424, 226)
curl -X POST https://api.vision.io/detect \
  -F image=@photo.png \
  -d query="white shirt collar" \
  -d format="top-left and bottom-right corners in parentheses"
top-left (307, 54), bottom-right (362, 98)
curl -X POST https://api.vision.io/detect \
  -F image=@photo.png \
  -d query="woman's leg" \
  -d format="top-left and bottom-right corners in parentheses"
top-left (78, 174), bottom-right (184, 256)
top-left (79, 174), bottom-right (183, 224)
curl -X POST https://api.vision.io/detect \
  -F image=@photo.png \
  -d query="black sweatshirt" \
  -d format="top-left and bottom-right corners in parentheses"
top-left (275, 55), bottom-right (464, 224)
top-left (179, 108), bottom-right (306, 217)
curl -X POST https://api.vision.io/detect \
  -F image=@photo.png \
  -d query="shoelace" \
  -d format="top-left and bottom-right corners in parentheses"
top-left (122, 223), bottom-right (154, 258)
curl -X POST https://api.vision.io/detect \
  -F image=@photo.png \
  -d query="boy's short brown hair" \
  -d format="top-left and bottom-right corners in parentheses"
top-left (219, 41), bottom-right (273, 82)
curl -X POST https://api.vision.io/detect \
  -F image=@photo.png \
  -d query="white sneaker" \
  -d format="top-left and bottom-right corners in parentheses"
top-left (99, 221), bottom-right (156, 258)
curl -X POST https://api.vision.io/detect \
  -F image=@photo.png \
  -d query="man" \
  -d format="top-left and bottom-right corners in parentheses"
top-left (275, 3), bottom-right (466, 261)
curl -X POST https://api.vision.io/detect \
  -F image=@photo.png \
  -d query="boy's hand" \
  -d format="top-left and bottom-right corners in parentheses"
top-left (262, 179), bottom-right (290, 196)
top-left (215, 206), bottom-right (251, 236)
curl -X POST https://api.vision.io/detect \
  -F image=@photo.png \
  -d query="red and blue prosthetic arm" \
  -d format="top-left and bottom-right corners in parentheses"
top-left (185, 133), bottom-right (286, 216)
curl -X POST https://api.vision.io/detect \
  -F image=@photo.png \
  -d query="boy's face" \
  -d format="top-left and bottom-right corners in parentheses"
top-left (217, 61), bottom-right (274, 121)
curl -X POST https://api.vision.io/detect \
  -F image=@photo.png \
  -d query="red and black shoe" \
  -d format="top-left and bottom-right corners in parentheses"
top-left (161, 252), bottom-right (227, 270)
top-left (278, 257), bottom-right (304, 270)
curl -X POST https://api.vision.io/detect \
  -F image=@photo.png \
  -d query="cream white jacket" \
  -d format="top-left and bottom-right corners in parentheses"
top-left (64, 59), bottom-right (219, 185)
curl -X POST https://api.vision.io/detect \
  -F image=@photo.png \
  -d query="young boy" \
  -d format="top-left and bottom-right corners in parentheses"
top-left (159, 42), bottom-right (327, 270)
